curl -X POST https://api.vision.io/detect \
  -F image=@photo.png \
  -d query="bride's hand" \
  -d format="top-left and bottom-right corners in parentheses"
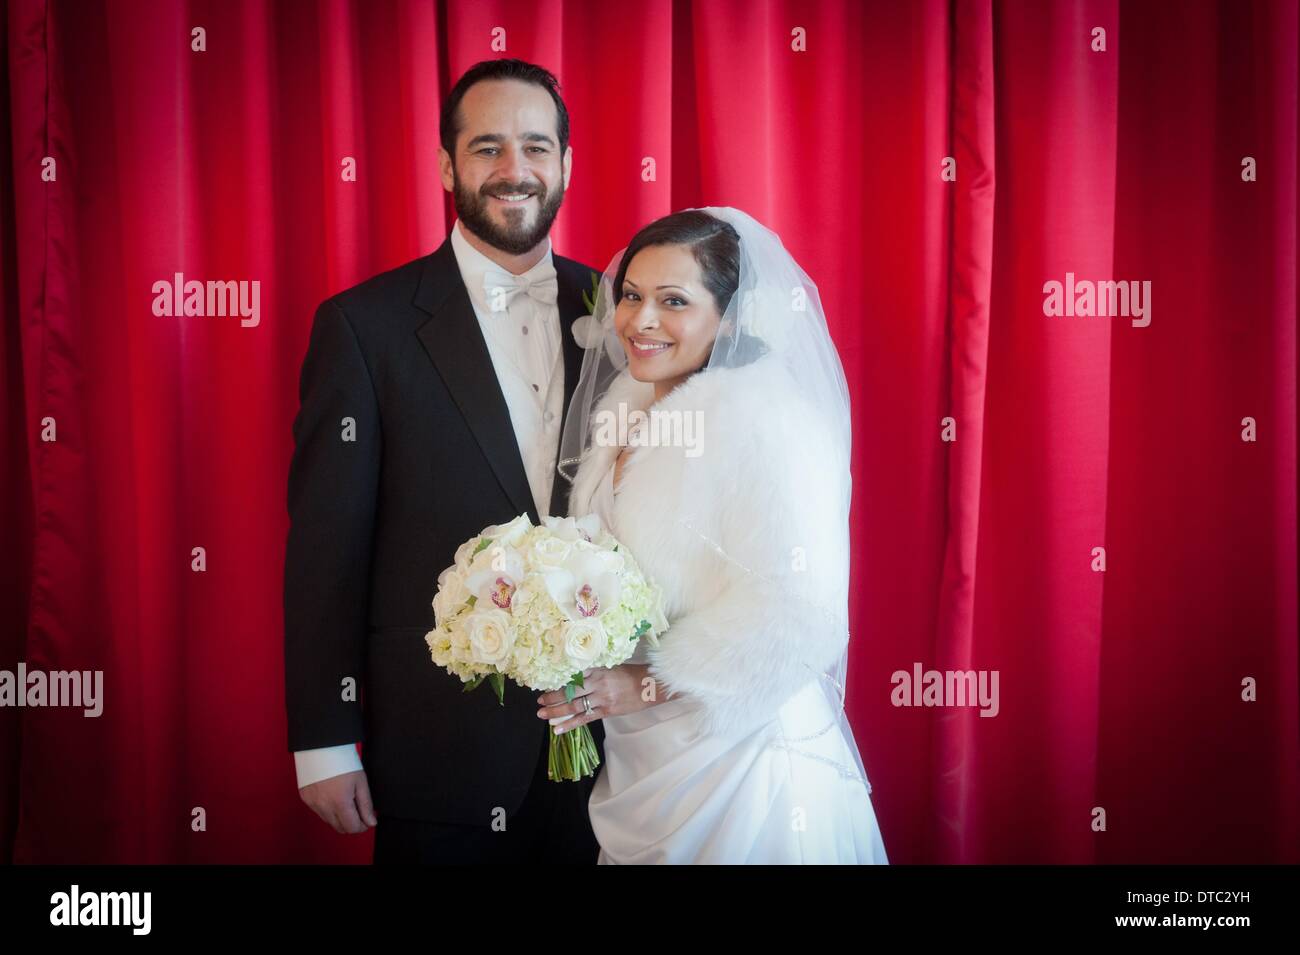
top-left (536, 664), bottom-right (664, 733)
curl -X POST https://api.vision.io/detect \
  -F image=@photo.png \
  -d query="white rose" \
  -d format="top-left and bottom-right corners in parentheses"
top-left (481, 513), bottom-right (533, 548)
top-left (528, 535), bottom-right (574, 571)
top-left (465, 545), bottom-right (498, 579)
top-left (453, 537), bottom-right (481, 572)
top-left (433, 567), bottom-right (471, 626)
top-left (561, 618), bottom-right (606, 668)
top-left (464, 608), bottom-right (514, 666)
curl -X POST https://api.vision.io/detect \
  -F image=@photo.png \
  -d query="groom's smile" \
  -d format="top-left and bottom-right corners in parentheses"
top-left (485, 186), bottom-right (541, 216)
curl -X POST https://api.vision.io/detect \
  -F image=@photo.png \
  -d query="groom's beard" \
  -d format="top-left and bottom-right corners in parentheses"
top-left (453, 170), bottom-right (565, 256)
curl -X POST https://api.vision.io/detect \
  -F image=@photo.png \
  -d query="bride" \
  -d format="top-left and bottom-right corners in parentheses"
top-left (538, 207), bottom-right (888, 864)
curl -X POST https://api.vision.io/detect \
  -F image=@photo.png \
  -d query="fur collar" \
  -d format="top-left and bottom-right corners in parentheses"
top-left (568, 355), bottom-right (780, 521)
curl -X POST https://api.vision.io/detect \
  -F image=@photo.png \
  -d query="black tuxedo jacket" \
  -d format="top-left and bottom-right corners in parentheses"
top-left (283, 235), bottom-right (603, 825)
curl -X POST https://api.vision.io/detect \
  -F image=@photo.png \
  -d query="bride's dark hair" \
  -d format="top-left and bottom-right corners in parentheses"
top-left (612, 210), bottom-right (770, 368)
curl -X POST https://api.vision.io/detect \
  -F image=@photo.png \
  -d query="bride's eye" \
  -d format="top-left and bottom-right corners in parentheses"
top-left (664, 296), bottom-right (686, 307)
top-left (623, 291), bottom-right (641, 302)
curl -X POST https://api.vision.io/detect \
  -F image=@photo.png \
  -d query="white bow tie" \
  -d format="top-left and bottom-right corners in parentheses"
top-left (482, 268), bottom-right (559, 312)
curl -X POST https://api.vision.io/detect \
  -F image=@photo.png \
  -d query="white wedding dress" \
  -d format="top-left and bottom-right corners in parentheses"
top-left (584, 460), bottom-right (889, 865)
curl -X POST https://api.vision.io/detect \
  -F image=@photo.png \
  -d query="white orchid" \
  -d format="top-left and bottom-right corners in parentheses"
top-left (464, 545), bottom-right (527, 611)
top-left (542, 549), bottom-right (624, 621)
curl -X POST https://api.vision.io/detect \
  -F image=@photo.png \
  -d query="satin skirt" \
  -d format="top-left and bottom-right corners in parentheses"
top-left (587, 679), bottom-right (888, 864)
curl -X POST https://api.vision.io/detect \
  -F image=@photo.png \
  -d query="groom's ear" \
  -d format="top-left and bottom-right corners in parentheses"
top-left (438, 147), bottom-right (455, 192)
top-left (562, 145), bottom-right (573, 191)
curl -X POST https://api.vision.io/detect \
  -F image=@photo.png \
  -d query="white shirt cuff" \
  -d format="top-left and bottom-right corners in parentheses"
top-left (294, 743), bottom-right (363, 789)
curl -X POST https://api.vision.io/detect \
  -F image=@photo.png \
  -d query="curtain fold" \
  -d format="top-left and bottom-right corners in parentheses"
top-left (2, 0), bottom-right (1296, 863)
top-left (933, 0), bottom-right (996, 865)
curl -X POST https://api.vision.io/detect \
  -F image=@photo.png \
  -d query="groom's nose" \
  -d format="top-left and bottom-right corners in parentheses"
top-left (496, 145), bottom-right (530, 183)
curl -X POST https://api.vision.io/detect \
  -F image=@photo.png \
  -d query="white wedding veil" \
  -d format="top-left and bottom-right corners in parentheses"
top-left (557, 206), bottom-right (873, 795)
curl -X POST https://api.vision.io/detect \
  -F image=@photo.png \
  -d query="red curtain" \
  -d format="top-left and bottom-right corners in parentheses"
top-left (3, 0), bottom-right (1295, 864)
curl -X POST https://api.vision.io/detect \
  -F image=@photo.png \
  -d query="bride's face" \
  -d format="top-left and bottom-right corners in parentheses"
top-left (615, 244), bottom-right (722, 392)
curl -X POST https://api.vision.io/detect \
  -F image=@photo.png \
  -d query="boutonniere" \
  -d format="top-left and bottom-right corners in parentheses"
top-left (572, 270), bottom-right (606, 348)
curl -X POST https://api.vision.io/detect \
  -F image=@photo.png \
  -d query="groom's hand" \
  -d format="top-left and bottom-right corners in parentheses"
top-left (299, 769), bottom-right (378, 834)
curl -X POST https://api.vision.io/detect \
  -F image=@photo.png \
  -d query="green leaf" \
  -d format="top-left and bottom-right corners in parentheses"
top-left (563, 671), bottom-right (585, 703)
top-left (472, 537), bottom-right (492, 555)
top-left (465, 594), bottom-right (477, 607)
top-left (463, 674), bottom-right (485, 692)
top-left (488, 672), bottom-right (505, 706)
top-left (580, 270), bottom-right (601, 312)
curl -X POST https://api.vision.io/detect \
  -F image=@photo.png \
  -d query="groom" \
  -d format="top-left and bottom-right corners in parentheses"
top-left (284, 58), bottom-right (602, 864)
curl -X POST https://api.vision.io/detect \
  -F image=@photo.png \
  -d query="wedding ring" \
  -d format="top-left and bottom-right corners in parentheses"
top-left (582, 696), bottom-right (594, 716)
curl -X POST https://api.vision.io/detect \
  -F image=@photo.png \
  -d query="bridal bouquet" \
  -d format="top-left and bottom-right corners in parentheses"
top-left (426, 512), bottom-right (668, 781)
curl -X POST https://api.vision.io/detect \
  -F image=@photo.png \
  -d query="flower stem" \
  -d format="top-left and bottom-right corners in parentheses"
top-left (548, 724), bottom-right (600, 782)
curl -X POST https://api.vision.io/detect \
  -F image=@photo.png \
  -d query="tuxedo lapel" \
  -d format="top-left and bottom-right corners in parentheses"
top-left (414, 239), bottom-right (537, 522)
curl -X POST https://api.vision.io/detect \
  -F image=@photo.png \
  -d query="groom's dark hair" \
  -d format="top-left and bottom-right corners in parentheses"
top-left (440, 58), bottom-right (570, 156)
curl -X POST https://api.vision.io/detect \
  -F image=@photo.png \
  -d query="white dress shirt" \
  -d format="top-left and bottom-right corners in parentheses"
top-left (451, 217), bottom-right (566, 518)
top-left (293, 219), bottom-right (566, 789)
